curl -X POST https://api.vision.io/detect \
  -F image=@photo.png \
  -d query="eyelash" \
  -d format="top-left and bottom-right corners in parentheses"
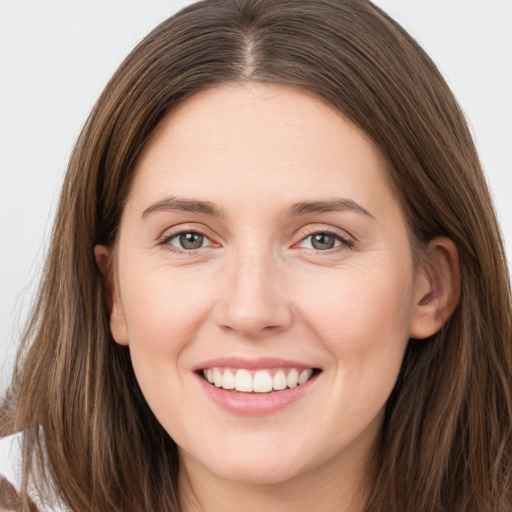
top-left (158, 228), bottom-right (213, 253)
top-left (295, 229), bottom-right (355, 252)
top-left (158, 228), bottom-right (355, 254)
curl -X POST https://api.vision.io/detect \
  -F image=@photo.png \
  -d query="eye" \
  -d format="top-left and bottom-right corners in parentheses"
top-left (166, 231), bottom-right (212, 250)
top-left (299, 232), bottom-right (351, 251)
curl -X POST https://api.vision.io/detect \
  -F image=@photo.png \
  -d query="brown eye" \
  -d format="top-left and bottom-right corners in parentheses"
top-left (181, 233), bottom-right (204, 249)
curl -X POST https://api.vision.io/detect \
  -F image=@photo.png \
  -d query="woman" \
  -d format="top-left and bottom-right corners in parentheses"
top-left (1, 0), bottom-right (511, 511)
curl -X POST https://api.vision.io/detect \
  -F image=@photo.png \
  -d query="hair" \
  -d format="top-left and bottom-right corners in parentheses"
top-left (2, 0), bottom-right (511, 510)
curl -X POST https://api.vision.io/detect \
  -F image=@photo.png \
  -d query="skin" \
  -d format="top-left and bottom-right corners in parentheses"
top-left (95, 83), bottom-right (459, 512)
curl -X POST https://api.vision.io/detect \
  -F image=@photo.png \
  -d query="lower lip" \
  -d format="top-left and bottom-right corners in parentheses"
top-left (195, 372), bottom-right (319, 416)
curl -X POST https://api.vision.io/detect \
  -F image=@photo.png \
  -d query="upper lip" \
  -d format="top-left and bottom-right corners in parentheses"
top-left (194, 356), bottom-right (319, 371)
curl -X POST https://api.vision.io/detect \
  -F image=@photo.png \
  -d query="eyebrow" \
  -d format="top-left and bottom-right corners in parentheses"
top-left (141, 197), bottom-right (225, 219)
top-left (286, 198), bottom-right (374, 219)
top-left (141, 196), bottom-right (373, 220)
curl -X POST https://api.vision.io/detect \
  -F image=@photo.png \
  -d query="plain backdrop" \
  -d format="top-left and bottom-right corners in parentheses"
top-left (1, 1), bottom-right (511, 397)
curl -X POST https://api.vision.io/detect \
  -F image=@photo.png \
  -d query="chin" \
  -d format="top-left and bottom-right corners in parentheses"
top-left (181, 437), bottom-right (317, 486)
top-left (207, 457), bottom-right (306, 486)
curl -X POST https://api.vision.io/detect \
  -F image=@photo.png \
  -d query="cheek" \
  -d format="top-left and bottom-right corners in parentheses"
top-left (295, 262), bottom-right (414, 403)
top-left (119, 268), bottom-right (213, 368)
top-left (116, 269), bottom-right (215, 439)
top-left (290, 268), bottom-right (414, 446)
top-left (301, 268), bottom-right (412, 343)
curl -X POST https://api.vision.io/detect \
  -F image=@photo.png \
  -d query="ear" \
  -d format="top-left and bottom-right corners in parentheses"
top-left (409, 237), bottom-right (460, 339)
top-left (94, 245), bottom-right (129, 346)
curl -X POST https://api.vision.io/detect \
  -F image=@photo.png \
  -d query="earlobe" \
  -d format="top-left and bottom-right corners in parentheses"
top-left (94, 244), bottom-right (129, 346)
top-left (409, 237), bottom-right (461, 340)
top-left (109, 296), bottom-right (130, 346)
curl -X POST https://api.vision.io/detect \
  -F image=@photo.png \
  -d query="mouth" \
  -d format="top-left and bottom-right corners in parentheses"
top-left (199, 367), bottom-right (321, 393)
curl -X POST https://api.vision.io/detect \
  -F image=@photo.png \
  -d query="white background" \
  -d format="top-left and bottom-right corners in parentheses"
top-left (1, 1), bottom-right (511, 397)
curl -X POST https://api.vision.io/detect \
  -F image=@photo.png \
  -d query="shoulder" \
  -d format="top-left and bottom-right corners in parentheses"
top-left (1, 474), bottom-right (39, 512)
top-left (0, 433), bottom-right (67, 512)
top-left (0, 432), bottom-right (32, 510)
top-left (0, 432), bottom-right (23, 493)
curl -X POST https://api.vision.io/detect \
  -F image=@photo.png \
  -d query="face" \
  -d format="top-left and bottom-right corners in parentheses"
top-left (104, 84), bottom-right (430, 488)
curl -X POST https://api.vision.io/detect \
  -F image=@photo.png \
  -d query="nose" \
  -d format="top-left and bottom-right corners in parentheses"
top-left (214, 247), bottom-right (293, 338)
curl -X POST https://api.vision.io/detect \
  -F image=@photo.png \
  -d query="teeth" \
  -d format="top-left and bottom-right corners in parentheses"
top-left (253, 370), bottom-right (273, 393)
top-left (202, 367), bottom-right (315, 393)
top-left (213, 368), bottom-right (223, 387)
top-left (222, 369), bottom-right (235, 390)
top-left (273, 370), bottom-right (287, 390)
top-left (299, 368), bottom-right (313, 385)
top-left (287, 368), bottom-right (299, 388)
top-left (235, 369), bottom-right (253, 392)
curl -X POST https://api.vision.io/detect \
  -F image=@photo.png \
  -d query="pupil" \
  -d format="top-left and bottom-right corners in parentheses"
top-left (180, 232), bottom-right (203, 249)
top-left (312, 233), bottom-right (335, 250)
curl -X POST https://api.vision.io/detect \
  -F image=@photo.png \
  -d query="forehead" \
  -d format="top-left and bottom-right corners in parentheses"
top-left (127, 83), bottom-right (398, 218)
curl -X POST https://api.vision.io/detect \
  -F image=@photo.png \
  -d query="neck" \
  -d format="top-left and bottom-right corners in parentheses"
top-left (178, 447), bottom-right (373, 512)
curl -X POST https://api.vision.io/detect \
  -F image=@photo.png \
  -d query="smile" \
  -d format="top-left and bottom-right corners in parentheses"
top-left (195, 358), bottom-right (322, 415)
top-left (201, 367), bottom-right (316, 393)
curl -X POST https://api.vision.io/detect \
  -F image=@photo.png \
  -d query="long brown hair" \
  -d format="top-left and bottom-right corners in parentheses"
top-left (3, 0), bottom-right (511, 510)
